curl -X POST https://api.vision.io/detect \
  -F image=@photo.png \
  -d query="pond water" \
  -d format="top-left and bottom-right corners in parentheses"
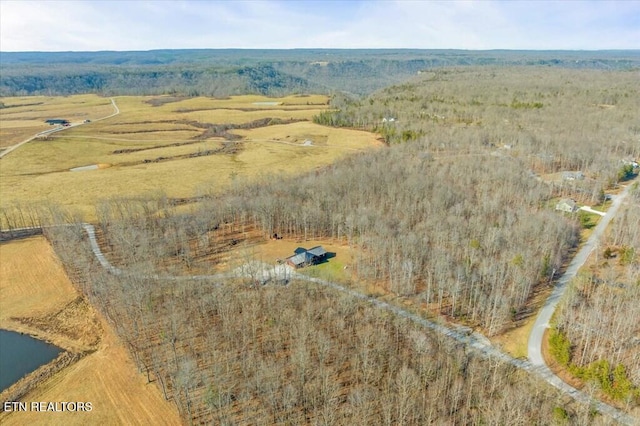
top-left (70, 164), bottom-right (99, 172)
top-left (0, 329), bottom-right (61, 392)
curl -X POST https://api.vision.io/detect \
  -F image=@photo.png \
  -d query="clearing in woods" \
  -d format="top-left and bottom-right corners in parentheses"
top-left (0, 236), bottom-right (180, 425)
top-left (0, 94), bottom-right (382, 221)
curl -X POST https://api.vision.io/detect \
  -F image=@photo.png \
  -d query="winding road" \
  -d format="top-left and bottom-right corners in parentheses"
top-left (1, 169), bottom-right (636, 421)
top-left (3, 192), bottom-right (636, 424)
top-left (2, 209), bottom-right (636, 423)
top-left (528, 184), bottom-right (632, 366)
top-left (0, 98), bottom-right (119, 159)
top-left (77, 207), bottom-right (636, 425)
top-left (526, 183), bottom-right (635, 424)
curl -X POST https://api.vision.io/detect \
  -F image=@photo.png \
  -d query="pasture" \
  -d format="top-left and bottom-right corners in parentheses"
top-left (0, 236), bottom-right (180, 425)
top-left (0, 95), bottom-right (114, 148)
top-left (0, 94), bottom-right (382, 220)
top-left (0, 237), bottom-right (77, 324)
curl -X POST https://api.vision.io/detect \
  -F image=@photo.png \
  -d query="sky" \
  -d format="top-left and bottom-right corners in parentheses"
top-left (1, 0), bottom-right (639, 52)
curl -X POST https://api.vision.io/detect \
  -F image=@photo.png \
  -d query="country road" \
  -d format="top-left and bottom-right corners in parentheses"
top-left (526, 183), bottom-right (635, 424)
top-left (528, 183), bottom-right (632, 366)
top-left (77, 220), bottom-right (637, 424)
top-left (0, 98), bottom-right (119, 159)
top-left (1, 184), bottom-right (637, 424)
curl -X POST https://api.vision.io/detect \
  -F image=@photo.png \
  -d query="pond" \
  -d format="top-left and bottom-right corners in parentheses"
top-left (0, 329), bottom-right (61, 392)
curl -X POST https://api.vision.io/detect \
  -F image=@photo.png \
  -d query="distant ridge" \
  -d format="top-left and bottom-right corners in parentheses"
top-left (2, 49), bottom-right (639, 97)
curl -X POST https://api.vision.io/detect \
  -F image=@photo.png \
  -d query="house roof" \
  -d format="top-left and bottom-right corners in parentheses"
top-left (286, 246), bottom-right (327, 266)
top-left (287, 253), bottom-right (307, 266)
top-left (307, 246), bottom-right (327, 257)
top-left (556, 199), bottom-right (577, 211)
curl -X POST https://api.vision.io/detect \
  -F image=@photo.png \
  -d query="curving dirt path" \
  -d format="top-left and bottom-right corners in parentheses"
top-left (528, 186), bottom-right (632, 367)
top-left (3, 204), bottom-right (636, 424)
top-left (78, 223), bottom-right (637, 424)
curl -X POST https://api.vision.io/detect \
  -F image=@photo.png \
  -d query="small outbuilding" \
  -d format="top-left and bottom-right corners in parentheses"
top-left (45, 119), bottom-right (69, 125)
top-left (286, 246), bottom-right (328, 268)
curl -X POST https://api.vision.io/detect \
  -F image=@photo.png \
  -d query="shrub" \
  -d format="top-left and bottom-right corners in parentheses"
top-left (549, 328), bottom-right (571, 366)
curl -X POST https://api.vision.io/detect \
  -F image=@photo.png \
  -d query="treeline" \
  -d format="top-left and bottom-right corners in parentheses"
top-left (42, 220), bottom-right (594, 424)
top-left (0, 65), bottom-right (311, 98)
top-left (4, 48), bottom-right (638, 67)
top-left (2, 49), bottom-right (639, 97)
top-left (556, 184), bottom-right (640, 400)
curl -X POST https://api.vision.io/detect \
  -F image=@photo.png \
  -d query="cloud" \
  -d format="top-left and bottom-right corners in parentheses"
top-left (1, 0), bottom-right (638, 51)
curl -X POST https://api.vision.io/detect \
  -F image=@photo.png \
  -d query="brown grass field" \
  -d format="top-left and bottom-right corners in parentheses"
top-left (0, 93), bottom-right (382, 424)
top-left (0, 237), bottom-right (77, 324)
top-left (0, 95), bottom-right (114, 148)
top-left (0, 236), bottom-right (180, 425)
top-left (0, 94), bottom-right (382, 221)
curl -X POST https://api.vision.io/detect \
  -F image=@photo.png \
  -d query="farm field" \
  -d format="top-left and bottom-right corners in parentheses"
top-left (0, 236), bottom-right (77, 325)
top-left (2, 61), bottom-right (638, 424)
top-left (0, 94), bottom-right (382, 221)
top-left (0, 95), bottom-right (114, 148)
top-left (0, 236), bottom-right (180, 425)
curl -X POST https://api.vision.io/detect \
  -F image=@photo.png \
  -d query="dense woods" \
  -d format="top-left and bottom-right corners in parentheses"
top-left (84, 144), bottom-right (577, 336)
top-left (315, 67), bottom-right (640, 202)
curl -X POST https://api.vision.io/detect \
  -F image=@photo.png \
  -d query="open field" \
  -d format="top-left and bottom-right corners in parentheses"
top-left (0, 237), bottom-right (77, 324)
top-left (0, 236), bottom-right (180, 425)
top-left (237, 236), bottom-right (355, 281)
top-left (0, 95), bottom-right (114, 148)
top-left (0, 94), bottom-right (382, 221)
top-left (0, 313), bottom-right (181, 426)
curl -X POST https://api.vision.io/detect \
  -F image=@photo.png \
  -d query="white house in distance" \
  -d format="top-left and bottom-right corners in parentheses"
top-left (556, 199), bottom-right (578, 213)
top-left (562, 171), bottom-right (584, 181)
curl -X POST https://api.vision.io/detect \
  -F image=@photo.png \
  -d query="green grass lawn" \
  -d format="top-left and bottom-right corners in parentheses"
top-left (301, 257), bottom-right (350, 283)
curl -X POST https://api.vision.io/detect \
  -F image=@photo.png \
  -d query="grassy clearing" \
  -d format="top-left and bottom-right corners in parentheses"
top-left (0, 236), bottom-right (180, 425)
top-left (491, 314), bottom-right (538, 359)
top-left (250, 237), bottom-right (354, 282)
top-left (0, 94), bottom-right (381, 220)
top-left (590, 200), bottom-right (612, 212)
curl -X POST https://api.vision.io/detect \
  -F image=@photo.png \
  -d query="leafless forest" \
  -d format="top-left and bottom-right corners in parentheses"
top-left (39, 223), bottom-right (604, 425)
top-left (557, 186), bottom-right (640, 401)
top-left (4, 65), bottom-right (639, 423)
top-left (317, 67), bottom-right (639, 199)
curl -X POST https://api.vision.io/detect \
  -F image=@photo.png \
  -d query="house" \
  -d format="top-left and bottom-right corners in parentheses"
top-left (45, 119), bottom-right (69, 125)
top-left (562, 171), bottom-right (584, 181)
top-left (556, 199), bottom-right (578, 213)
top-left (286, 246), bottom-right (328, 268)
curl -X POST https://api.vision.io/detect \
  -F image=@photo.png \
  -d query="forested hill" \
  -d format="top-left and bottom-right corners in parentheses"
top-left (1, 49), bottom-right (639, 97)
